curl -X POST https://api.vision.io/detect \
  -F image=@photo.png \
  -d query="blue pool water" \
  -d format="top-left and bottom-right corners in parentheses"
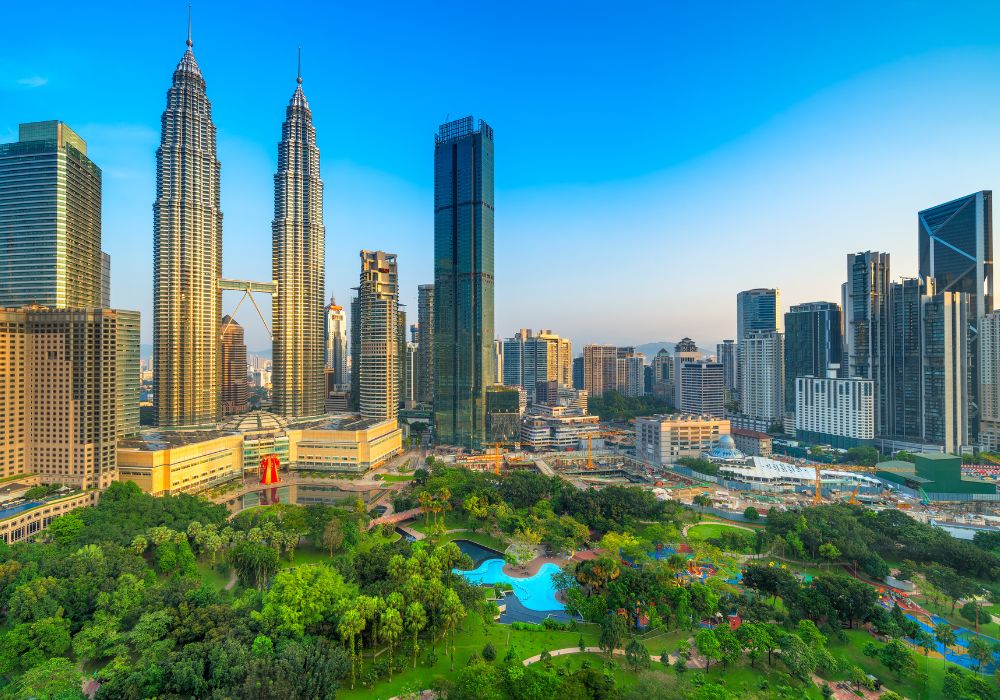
top-left (455, 559), bottom-right (565, 612)
top-left (0, 501), bottom-right (41, 520)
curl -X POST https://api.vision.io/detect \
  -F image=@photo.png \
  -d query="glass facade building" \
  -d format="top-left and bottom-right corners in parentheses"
top-left (918, 191), bottom-right (992, 320)
top-left (843, 251), bottom-right (892, 435)
top-left (416, 284), bottom-right (434, 403)
top-left (433, 117), bottom-right (495, 448)
top-left (0, 121), bottom-right (102, 309)
top-left (888, 278), bottom-right (924, 441)
top-left (783, 302), bottom-right (842, 414)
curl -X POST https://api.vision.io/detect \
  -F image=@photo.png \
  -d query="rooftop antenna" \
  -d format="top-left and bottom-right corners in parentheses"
top-left (297, 47), bottom-right (302, 84)
top-left (186, 4), bottom-right (193, 48)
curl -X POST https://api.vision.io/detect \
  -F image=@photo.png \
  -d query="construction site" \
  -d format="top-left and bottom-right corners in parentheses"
top-left (444, 430), bottom-right (1000, 538)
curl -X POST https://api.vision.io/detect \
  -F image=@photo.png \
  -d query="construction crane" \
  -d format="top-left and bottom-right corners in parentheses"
top-left (585, 430), bottom-right (626, 470)
top-left (489, 441), bottom-right (519, 475)
top-left (810, 463), bottom-right (916, 505)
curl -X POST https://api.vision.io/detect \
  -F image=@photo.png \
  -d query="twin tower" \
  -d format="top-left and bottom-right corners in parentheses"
top-left (153, 32), bottom-right (325, 428)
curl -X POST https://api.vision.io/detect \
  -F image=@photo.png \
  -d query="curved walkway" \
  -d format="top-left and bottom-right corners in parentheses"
top-left (521, 645), bottom-right (702, 668)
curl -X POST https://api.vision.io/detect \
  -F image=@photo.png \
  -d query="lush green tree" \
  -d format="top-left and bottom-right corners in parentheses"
top-left (406, 601), bottom-right (427, 668)
top-left (8, 576), bottom-right (61, 624)
top-left (625, 637), bottom-right (651, 671)
top-left (777, 633), bottom-right (817, 680)
top-left (599, 614), bottom-right (628, 655)
top-left (877, 638), bottom-right (917, 679)
top-left (818, 542), bottom-right (841, 567)
top-left (229, 541), bottom-right (279, 589)
top-left (848, 664), bottom-right (873, 693)
top-left (966, 635), bottom-right (993, 674)
top-left (843, 446), bottom-right (880, 466)
top-left (695, 628), bottom-right (722, 673)
top-left (441, 588), bottom-right (466, 671)
top-left (381, 606), bottom-right (403, 681)
top-left (13, 657), bottom-right (84, 700)
top-left (960, 600), bottom-right (984, 626)
top-left (255, 566), bottom-right (352, 637)
top-left (713, 625), bottom-right (741, 669)
top-left (742, 506), bottom-right (760, 521)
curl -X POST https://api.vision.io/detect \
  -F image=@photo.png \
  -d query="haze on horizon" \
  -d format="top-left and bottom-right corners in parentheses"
top-left (3, 0), bottom-right (1000, 353)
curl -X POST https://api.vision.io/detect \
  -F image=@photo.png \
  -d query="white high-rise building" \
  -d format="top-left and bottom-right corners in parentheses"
top-left (795, 367), bottom-right (874, 448)
top-left (739, 330), bottom-right (784, 425)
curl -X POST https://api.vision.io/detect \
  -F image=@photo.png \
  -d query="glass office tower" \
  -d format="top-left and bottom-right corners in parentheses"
top-left (783, 301), bottom-right (842, 414)
top-left (0, 121), bottom-right (102, 308)
top-left (433, 117), bottom-right (495, 449)
top-left (919, 191), bottom-right (992, 320)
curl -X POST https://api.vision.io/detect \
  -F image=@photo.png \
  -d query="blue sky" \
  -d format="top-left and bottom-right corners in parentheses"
top-left (3, 1), bottom-right (1000, 352)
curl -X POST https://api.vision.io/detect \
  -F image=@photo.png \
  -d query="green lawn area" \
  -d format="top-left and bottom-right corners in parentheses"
top-left (824, 628), bottom-right (952, 699)
top-left (338, 616), bottom-right (603, 700)
top-left (195, 560), bottom-right (232, 590)
top-left (686, 523), bottom-right (749, 540)
top-left (379, 474), bottom-right (414, 483)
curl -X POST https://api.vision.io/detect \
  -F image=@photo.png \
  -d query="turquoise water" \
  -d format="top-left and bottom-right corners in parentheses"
top-left (0, 501), bottom-right (41, 520)
top-left (454, 559), bottom-right (564, 612)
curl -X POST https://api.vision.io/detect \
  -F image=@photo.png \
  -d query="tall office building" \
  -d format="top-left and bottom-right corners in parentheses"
top-left (358, 251), bottom-right (399, 421)
top-left (397, 309), bottom-right (407, 409)
top-left (325, 297), bottom-right (348, 388)
top-left (679, 361), bottom-right (725, 418)
top-left (888, 278), bottom-right (925, 442)
top-left (416, 284), bottom-right (434, 403)
top-left (100, 252), bottom-right (111, 308)
top-left (572, 356), bottom-right (584, 390)
top-left (153, 31), bottom-right (222, 429)
top-left (716, 340), bottom-right (736, 393)
top-left (272, 63), bottom-right (325, 419)
top-left (617, 353), bottom-right (645, 397)
top-left (433, 117), bottom-right (495, 449)
top-left (503, 329), bottom-right (572, 402)
top-left (980, 311), bottom-right (1000, 450)
top-left (350, 295), bottom-right (360, 410)
top-left (404, 342), bottom-right (418, 405)
top-left (673, 337), bottom-right (700, 408)
top-left (0, 308), bottom-right (138, 488)
top-left (843, 251), bottom-right (891, 435)
top-left (920, 285), bottom-right (971, 454)
top-left (736, 288), bottom-right (781, 390)
top-left (583, 344), bottom-right (618, 398)
top-left (739, 330), bottom-right (784, 424)
top-left (221, 315), bottom-right (249, 415)
top-left (651, 348), bottom-right (673, 400)
top-left (919, 191), bottom-right (992, 320)
top-left (0, 121), bottom-right (102, 309)
top-left (783, 302), bottom-right (842, 414)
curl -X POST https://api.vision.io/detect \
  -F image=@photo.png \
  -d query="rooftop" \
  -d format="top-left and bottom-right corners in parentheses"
top-left (118, 429), bottom-right (237, 452)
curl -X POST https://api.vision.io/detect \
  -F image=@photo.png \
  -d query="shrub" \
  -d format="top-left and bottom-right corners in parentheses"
top-left (482, 642), bottom-right (496, 662)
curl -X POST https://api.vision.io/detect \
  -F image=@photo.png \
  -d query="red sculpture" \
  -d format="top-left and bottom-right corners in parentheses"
top-left (259, 454), bottom-right (280, 485)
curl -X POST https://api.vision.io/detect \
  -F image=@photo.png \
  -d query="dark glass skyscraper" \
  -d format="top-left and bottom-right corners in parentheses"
top-left (433, 117), bottom-right (494, 448)
top-left (889, 278), bottom-right (924, 441)
top-left (919, 191), bottom-right (992, 319)
top-left (783, 302), bottom-right (842, 413)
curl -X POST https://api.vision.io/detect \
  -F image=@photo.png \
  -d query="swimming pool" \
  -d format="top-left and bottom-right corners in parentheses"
top-left (453, 539), bottom-right (504, 567)
top-left (455, 559), bottom-right (564, 612)
top-left (0, 501), bottom-right (41, 521)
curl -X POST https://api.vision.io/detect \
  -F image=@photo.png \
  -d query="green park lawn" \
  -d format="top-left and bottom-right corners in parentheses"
top-left (686, 523), bottom-right (749, 541)
top-left (380, 474), bottom-right (414, 483)
top-left (195, 560), bottom-right (232, 590)
top-left (338, 615), bottom-right (603, 700)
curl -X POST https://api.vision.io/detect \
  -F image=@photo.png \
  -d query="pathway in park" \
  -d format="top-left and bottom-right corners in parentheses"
top-left (521, 645), bottom-right (704, 669)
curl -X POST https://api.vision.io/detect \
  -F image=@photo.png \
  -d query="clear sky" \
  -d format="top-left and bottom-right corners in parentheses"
top-left (3, 0), bottom-right (1000, 353)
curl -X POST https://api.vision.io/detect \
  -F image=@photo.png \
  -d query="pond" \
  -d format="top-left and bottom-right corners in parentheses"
top-left (452, 538), bottom-right (503, 567)
top-left (454, 558), bottom-right (565, 612)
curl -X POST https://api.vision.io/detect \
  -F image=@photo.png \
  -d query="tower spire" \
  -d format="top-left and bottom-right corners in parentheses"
top-left (297, 47), bottom-right (302, 85)
top-left (186, 5), bottom-right (193, 48)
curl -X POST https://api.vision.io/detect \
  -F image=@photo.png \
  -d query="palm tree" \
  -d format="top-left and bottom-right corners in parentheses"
top-left (355, 595), bottom-right (377, 675)
top-left (436, 488), bottom-right (452, 527)
top-left (381, 607), bottom-right (403, 681)
top-left (418, 492), bottom-right (433, 526)
top-left (441, 589), bottom-right (466, 671)
top-left (338, 608), bottom-right (365, 689)
top-left (934, 622), bottom-right (957, 672)
top-left (406, 601), bottom-right (427, 668)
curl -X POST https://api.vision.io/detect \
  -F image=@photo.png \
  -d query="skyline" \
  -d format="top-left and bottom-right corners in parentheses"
top-left (5, 2), bottom-right (1000, 351)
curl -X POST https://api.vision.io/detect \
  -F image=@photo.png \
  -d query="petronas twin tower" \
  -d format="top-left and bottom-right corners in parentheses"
top-left (153, 30), bottom-right (325, 428)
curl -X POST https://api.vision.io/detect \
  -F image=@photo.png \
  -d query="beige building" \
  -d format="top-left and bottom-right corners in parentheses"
top-left (0, 307), bottom-right (139, 489)
top-left (358, 251), bottom-right (399, 421)
top-left (635, 413), bottom-right (730, 466)
top-left (117, 431), bottom-right (244, 497)
top-left (0, 490), bottom-right (101, 545)
top-left (521, 408), bottom-right (599, 451)
top-left (118, 413), bottom-right (403, 495)
top-left (287, 417), bottom-right (402, 474)
top-left (582, 344), bottom-right (617, 398)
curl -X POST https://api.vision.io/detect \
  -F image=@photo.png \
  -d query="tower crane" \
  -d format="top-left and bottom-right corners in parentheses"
top-left (809, 463), bottom-right (919, 505)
